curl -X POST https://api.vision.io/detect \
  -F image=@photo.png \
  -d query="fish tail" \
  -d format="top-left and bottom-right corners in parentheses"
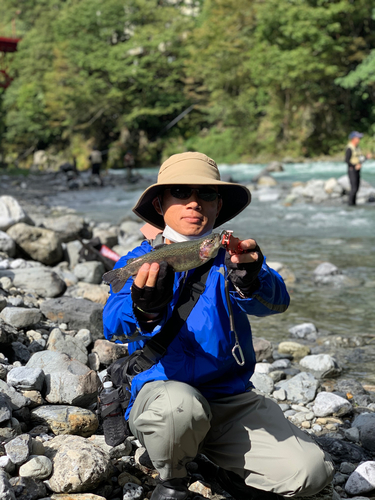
top-left (102, 268), bottom-right (131, 293)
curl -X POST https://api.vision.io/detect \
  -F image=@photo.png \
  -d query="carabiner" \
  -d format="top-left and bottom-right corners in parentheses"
top-left (232, 341), bottom-right (245, 366)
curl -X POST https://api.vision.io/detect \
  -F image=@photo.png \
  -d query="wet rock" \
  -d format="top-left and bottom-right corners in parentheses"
top-left (73, 261), bottom-right (105, 284)
top-left (289, 323), bottom-right (318, 341)
top-left (19, 455), bottom-right (53, 479)
top-left (345, 461), bottom-right (375, 495)
top-left (30, 405), bottom-right (98, 437)
top-left (0, 307), bottom-right (42, 329)
top-left (335, 379), bottom-right (367, 396)
top-left (7, 366), bottom-right (44, 392)
top-left (313, 392), bottom-right (352, 417)
top-left (0, 267), bottom-right (66, 298)
top-left (9, 476), bottom-right (47, 500)
top-left (40, 297), bottom-right (103, 341)
top-left (44, 435), bottom-right (112, 493)
top-left (26, 351), bottom-right (100, 407)
top-left (0, 196), bottom-right (30, 231)
top-left (4, 433), bottom-right (32, 465)
top-left (299, 354), bottom-right (341, 378)
top-left (275, 372), bottom-right (319, 403)
top-left (277, 341), bottom-right (311, 359)
top-left (47, 327), bottom-right (88, 365)
top-left (91, 339), bottom-right (128, 366)
top-left (7, 223), bottom-right (63, 265)
top-left (351, 413), bottom-right (375, 452)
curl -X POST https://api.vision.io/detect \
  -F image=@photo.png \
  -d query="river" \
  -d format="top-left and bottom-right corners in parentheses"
top-left (48, 160), bottom-right (375, 385)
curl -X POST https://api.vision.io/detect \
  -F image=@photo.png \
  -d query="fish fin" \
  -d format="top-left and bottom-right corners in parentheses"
top-left (102, 269), bottom-right (130, 293)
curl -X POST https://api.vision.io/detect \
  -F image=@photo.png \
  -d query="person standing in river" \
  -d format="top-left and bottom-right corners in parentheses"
top-left (103, 152), bottom-right (334, 500)
top-left (345, 131), bottom-right (372, 206)
top-left (88, 147), bottom-right (104, 186)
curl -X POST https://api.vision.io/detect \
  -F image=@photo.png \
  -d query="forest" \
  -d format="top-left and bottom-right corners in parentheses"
top-left (1, 0), bottom-right (375, 168)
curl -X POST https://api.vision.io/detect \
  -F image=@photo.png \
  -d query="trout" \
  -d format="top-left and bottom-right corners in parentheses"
top-left (102, 233), bottom-right (223, 293)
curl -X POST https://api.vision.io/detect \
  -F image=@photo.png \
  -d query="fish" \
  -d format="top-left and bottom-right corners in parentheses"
top-left (102, 233), bottom-right (223, 293)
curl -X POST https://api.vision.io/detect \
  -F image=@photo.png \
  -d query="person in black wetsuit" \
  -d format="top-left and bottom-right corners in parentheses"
top-left (345, 131), bottom-right (371, 206)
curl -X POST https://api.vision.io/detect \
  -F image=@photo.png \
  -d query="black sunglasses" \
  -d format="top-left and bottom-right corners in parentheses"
top-left (167, 186), bottom-right (220, 202)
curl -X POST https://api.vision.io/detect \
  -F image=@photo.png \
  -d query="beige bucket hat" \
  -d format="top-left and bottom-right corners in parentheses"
top-left (133, 152), bottom-right (251, 230)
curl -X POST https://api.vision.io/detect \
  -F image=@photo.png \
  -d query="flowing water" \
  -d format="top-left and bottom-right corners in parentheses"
top-left (48, 160), bottom-right (375, 384)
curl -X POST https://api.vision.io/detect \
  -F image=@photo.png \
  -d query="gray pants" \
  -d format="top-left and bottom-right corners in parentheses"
top-left (129, 381), bottom-right (334, 497)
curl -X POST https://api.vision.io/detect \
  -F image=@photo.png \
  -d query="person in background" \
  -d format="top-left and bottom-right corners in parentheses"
top-left (123, 150), bottom-right (135, 182)
top-left (345, 131), bottom-right (372, 206)
top-left (88, 147), bottom-right (103, 186)
top-left (103, 152), bottom-right (334, 500)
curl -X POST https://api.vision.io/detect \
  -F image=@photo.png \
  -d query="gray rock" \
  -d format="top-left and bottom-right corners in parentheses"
top-left (7, 366), bottom-right (44, 392)
top-left (47, 327), bottom-right (88, 365)
top-left (315, 436), bottom-right (371, 464)
top-left (10, 341), bottom-right (31, 363)
top-left (26, 351), bottom-right (99, 407)
top-left (4, 433), bottom-right (32, 465)
top-left (123, 482), bottom-right (144, 500)
top-left (0, 455), bottom-right (16, 474)
top-left (0, 196), bottom-right (30, 231)
top-left (313, 391), bottom-right (352, 417)
top-left (250, 372), bottom-right (274, 394)
top-left (40, 297), bottom-right (103, 341)
top-left (0, 392), bottom-right (12, 423)
top-left (19, 455), bottom-right (53, 479)
top-left (44, 435), bottom-right (111, 493)
top-left (268, 370), bottom-right (286, 383)
top-left (0, 379), bottom-right (30, 409)
top-left (340, 462), bottom-right (357, 475)
top-left (42, 214), bottom-right (87, 243)
top-left (74, 261), bottom-right (105, 284)
top-left (345, 461), bottom-right (375, 495)
top-left (30, 405), bottom-right (98, 437)
top-left (344, 427), bottom-right (360, 443)
top-left (7, 222), bottom-right (63, 265)
top-left (254, 362), bottom-right (275, 374)
top-left (271, 359), bottom-right (291, 369)
top-left (352, 413), bottom-right (375, 451)
top-left (275, 372), bottom-right (319, 403)
top-left (0, 230), bottom-right (16, 257)
top-left (0, 469), bottom-right (16, 500)
top-left (64, 240), bottom-right (83, 268)
top-left (289, 322), bottom-right (318, 341)
top-left (252, 337), bottom-right (273, 362)
top-left (0, 267), bottom-right (66, 298)
top-left (92, 225), bottom-right (118, 248)
top-left (335, 379), bottom-right (366, 395)
top-left (313, 262), bottom-right (340, 277)
top-left (118, 221), bottom-right (144, 248)
top-left (87, 434), bottom-right (132, 459)
top-left (273, 388), bottom-right (286, 401)
top-left (9, 476), bottom-right (47, 499)
top-left (299, 354), bottom-right (341, 378)
top-left (0, 307), bottom-right (42, 329)
top-left (75, 328), bottom-right (93, 347)
top-left (0, 296), bottom-right (6, 313)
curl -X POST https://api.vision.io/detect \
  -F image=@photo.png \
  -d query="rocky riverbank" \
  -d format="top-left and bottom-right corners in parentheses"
top-left (0, 195), bottom-right (375, 500)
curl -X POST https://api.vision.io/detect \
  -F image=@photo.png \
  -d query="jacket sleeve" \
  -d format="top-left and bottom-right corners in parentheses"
top-left (102, 242), bottom-right (167, 343)
top-left (229, 256), bottom-right (290, 317)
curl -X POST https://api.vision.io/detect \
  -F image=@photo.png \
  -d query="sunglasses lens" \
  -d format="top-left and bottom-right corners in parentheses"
top-left (169, 186), bottom-right (218, 201)
top-left (198, 188), bottom-right (218, 201)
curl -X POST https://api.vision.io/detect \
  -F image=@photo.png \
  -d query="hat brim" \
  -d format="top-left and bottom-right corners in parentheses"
top-left (133, 177), bottom-right (251, 230)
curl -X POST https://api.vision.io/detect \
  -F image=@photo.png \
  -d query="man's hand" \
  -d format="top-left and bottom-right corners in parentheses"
top-left (226, 239), bottom-right (264, 297)
top-left (131, 261), bottom-right (174, 320)
top-left (355, 163), bottom-right (362, 171)
top-left (228, 239), bottom-right (260, 264)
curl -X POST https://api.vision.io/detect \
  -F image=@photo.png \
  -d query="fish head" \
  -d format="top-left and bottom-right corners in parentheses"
top-left (199, 233), bottom-right (222, 261)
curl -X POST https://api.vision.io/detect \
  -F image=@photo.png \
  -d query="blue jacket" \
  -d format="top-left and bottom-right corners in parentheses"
top-left (103, 240), bottom-right (290, 419)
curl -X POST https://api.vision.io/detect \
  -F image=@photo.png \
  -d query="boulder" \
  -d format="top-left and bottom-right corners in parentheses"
top-left (64, 282), bottom-right (109, 305)
top-left (26, 351), bottom-right (100, 407)
top-left (7, 222), bottom-right (63, 265)
top-left (6, 366), bottom-right (44, 392)
top-left (275, 372), bottom-right (319, 403)
top-left (73, 261), bottom-right (106, 284)
top-left (299, 354), bottom-right (341, 378)
top-left (0, 267), bottom-right (66, 298)
top-left (0, 196), bottom-right (30, 231)
top-left (278, 341), bottom-right (311, 359)
top-left (345, 462), bottom-right (375, 495)
top-left (44, 435), bottom-right (111, 493)
top-left (91, 339), bottom-right (128, 366)
top-left (312, 391), bottom-right (352, 417)
top-left (40, 297), bottom-right (104, 341)
top-left (42, 214), bottom-right (87, 243)
top-left (30, 405), bottom-right (98, 437)
top-left (47, 327), bottom-right (88, 365)
top-left (0, 307), bottom-right (42, 329)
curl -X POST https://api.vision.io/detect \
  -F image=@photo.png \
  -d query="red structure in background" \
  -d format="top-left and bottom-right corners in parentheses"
top-left (0, 36), bottom-right (21, 88)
